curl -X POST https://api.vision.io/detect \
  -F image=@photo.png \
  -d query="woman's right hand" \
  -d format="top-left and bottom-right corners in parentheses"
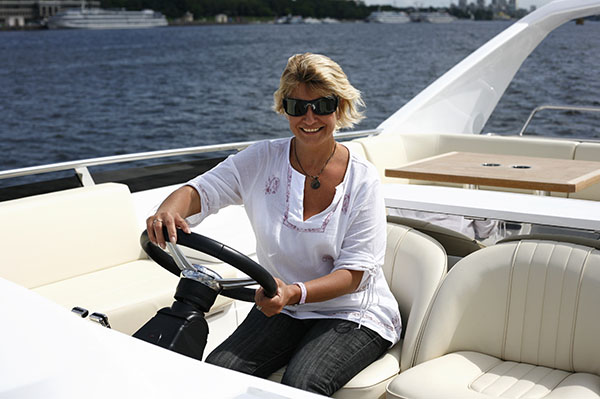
top-left (146, 211), bottom-right (191, 249)
top-left (146, 186), bottom-right (200, 249)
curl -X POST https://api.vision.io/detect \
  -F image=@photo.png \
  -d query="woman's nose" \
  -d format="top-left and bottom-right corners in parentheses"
top-left (303, 105), bottom-right (317, 122)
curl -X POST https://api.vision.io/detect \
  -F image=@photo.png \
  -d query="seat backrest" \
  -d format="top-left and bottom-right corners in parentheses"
top-left (384, 221), bottom-right (447, 372)
top-left (0, 183), bottom-right (144, 289)
top-left (413, 239), bottom-right (600, 375)
top-left (387, 215), bottom-right (483, 258)
top-left (341, 139), bottom-right (367, 160)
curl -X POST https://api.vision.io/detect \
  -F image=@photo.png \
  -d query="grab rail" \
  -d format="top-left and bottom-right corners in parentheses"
top-left (518, 105), bottom-right (600, 136)
top-left (0, 129), bottom-right (381, 185)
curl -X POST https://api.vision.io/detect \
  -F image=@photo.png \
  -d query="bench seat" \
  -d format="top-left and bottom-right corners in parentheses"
top-left (0, 183), bottom-right (237, 336)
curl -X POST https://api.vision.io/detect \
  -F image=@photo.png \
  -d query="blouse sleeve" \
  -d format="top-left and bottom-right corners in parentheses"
top-left (185, 142), bottom-right (263, 226)
top-left (332, 177), bottom-right (387, 289)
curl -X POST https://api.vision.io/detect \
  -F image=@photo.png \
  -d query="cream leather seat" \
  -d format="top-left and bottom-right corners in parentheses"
top-left (269, 221), bottom-right (447, 398)
top-left (387, 237), bottom-right (600, 399)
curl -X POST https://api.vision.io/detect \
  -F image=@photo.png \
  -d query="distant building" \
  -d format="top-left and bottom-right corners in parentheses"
top-left (215, 13), bottom-right (227, 23)
top-left (0, 0), bottom-right (100, 27)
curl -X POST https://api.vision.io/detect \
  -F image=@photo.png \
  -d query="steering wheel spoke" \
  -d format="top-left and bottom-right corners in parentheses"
top-left (140, 228), bottom-right (277, 303)
top-left (217, 277), bottom-right (258, 290)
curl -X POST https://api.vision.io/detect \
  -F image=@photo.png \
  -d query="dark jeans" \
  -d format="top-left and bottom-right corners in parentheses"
top-left (205, 307), bottom-right (391, 396)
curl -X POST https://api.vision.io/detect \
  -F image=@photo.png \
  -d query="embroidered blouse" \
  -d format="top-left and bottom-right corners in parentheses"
top-left (186, 138), bottom-right (401, 345)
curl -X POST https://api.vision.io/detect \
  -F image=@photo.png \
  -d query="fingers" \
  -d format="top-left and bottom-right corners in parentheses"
top-left (254, 279), bottom-right (286, 317)
top-left (146, 212), bottom-right (191, 249)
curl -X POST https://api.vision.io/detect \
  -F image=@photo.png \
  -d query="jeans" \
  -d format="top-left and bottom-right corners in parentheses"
top-left (205, 307), bottom-right (391, 396)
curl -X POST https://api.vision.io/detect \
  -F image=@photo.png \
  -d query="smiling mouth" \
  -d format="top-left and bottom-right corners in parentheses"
top-left (301, 127), bottom-right (323, 133)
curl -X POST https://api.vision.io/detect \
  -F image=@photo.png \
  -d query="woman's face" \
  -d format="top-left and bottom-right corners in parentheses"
top-left (286, 83), bottom-right (338, 148)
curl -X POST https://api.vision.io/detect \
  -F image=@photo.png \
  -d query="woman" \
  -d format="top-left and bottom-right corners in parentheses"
top-left (147, 53), bottom-right (401, 396)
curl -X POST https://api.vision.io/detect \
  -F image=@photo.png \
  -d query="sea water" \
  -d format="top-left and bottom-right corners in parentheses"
top-left (1, 20), bottom-right (599, 172)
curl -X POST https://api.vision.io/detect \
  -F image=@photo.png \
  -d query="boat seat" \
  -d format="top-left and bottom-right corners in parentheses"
top-left (386, 215), bottom-right (483, 267)
top-left (269, 220), bottom-right (447, 399)
top-left (386, 237), bottom-right (600, 399)
top-left (0, 183), bottom-right (237, 336)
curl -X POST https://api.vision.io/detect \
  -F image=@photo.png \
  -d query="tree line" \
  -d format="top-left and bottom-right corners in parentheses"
top-left (100, 0), bottom-right (379, 20)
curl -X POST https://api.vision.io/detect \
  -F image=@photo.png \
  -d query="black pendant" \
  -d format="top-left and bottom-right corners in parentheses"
top-left (310, 178), bottom-right (321, 189)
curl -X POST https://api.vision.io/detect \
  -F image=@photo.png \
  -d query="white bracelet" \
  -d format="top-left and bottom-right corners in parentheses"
top-left (294, 282), bottom-right (307, 305)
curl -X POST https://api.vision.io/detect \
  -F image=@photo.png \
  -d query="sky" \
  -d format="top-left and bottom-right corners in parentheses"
top-left (362, 0), bottom-right (554, 9)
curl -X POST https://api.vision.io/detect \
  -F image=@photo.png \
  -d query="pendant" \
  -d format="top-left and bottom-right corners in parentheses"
top-left (310, 178), bottom-right (321, 189)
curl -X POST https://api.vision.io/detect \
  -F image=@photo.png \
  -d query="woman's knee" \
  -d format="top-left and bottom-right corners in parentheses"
top-left (281, 367), bottom-right (338, 396)
top-left (205, 349), bottom-right (245, 371)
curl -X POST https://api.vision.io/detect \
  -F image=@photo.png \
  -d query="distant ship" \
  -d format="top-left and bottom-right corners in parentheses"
top-left (367, 11), bottom-right (410, 23)
top-left (47, 8), bottom-right (168, 29)
top-left (411, 12), bottom-right (457, 23)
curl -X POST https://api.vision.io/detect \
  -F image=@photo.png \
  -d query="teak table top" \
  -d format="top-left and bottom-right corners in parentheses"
top-left (385, 151), bottom-right (600, 193)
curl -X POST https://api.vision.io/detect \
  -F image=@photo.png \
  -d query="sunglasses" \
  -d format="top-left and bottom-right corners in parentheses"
top-left (282, 96), bottom-right (339, 117)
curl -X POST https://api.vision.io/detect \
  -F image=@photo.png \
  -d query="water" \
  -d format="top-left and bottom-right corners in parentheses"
top-left (1, 20), bottom-right (599, 173)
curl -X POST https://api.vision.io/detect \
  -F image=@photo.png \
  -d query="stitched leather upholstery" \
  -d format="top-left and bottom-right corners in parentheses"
top-left (387, 238), bottom-right (600, 398)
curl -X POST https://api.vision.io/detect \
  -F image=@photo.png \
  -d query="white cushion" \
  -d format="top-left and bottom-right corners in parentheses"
top-left (33, 259), bottom-right (237, 335)
top-left (387, 239), bottom-right (600, 399)
top-left (387, 351), bottom-right (600, 399)
top-left (0, 183), bottom-right (143, 288)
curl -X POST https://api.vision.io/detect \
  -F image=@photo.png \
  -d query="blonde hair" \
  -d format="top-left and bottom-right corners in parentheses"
top-left (273, 53), bottom-right (365, 130)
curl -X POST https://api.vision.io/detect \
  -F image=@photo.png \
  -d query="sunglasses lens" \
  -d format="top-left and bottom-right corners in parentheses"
top-left (283, 96), bottom-right (338, 116)
top-left (314, 97), bottom-right (338, 115)
top-left (283, 99), bottom-right (305, 117)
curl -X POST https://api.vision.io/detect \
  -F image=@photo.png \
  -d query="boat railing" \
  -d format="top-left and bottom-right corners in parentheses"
top-left (518, 104), bottom-right (600, 136)
top-left (0, 129), bottom-right (381, 187)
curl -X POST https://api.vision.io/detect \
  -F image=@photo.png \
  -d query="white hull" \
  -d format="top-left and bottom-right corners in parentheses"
top-left (48, 8), bottom-right (168, 30)
top-left (367, 11), bottom-right (411, 23)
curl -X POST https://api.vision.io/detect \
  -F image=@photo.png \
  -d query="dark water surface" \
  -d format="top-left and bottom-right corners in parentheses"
top-left (1, 20), bottom-right (599, 172)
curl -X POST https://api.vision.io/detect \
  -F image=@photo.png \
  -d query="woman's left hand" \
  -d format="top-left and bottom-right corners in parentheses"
top-left (254, 278), bottom-right (299, 317)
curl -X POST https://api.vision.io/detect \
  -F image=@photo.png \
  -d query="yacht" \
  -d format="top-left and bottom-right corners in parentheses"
top-left (47, 7), bottom-right (168, 30)
top-left (2, 1), bottom-right (600, 398)
top-left (418, 11), bottom-right (457, 23)
top-left (367, 11), bottom-right (411, 23)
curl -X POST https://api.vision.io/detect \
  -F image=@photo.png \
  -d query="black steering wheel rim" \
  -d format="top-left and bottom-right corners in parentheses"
top-left (140, 229), bottom-right (277, 302)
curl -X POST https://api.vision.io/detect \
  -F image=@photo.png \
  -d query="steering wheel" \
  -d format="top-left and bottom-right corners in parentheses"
top-left (140, 228), bottom-right (277, 302)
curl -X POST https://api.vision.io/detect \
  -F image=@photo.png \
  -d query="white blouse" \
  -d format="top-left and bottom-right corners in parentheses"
top-left (186, 138), bottom-right (401, 345)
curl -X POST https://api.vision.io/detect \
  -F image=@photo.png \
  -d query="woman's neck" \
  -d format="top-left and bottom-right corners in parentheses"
top-left (292, 137), bottom-right (337, 173)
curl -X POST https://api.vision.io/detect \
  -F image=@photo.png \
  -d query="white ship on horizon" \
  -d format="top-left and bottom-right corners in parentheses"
top-left (367, 11), bottom-right (410, 23)
top-left (411, 11), bottom-right (457, 23)
top-left (47, 7), bottom-right (168, 30)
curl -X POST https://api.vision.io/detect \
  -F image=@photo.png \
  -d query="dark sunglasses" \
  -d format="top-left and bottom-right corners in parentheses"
top-left (282, 96), bottom-right (339, 117)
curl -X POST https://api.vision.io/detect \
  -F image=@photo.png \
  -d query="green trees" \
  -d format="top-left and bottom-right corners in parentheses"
top-left (100, 0), bottom-right (373, 20)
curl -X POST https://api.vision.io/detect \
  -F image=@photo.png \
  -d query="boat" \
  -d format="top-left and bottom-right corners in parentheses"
top-left (47, 7), bottom-right (168, 30)
top-left (366, 11), bottom-right (411, 23)
top-left (2, 1), bottom-right (600, 398)
top-left (415, 11), bottom-right (457, 23)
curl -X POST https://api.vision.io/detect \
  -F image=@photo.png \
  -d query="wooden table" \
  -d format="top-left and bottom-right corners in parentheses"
top-left (385, 151), bottom-right (600, 195)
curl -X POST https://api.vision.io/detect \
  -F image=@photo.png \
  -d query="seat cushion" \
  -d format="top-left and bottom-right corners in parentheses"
top-left (0, 183), bottom-right (143, 289)
top-left (33, 259), bottom-right (238, 335)
top-left (387, 351), bottom-right (600, 399)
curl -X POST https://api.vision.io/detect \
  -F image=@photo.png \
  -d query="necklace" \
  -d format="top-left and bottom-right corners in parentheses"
top-left (293, 139), bottom-right (337, 190)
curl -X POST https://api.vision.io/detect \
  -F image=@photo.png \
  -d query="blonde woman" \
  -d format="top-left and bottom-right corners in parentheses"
top-left (147, 53), bottom-right (401, 396)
